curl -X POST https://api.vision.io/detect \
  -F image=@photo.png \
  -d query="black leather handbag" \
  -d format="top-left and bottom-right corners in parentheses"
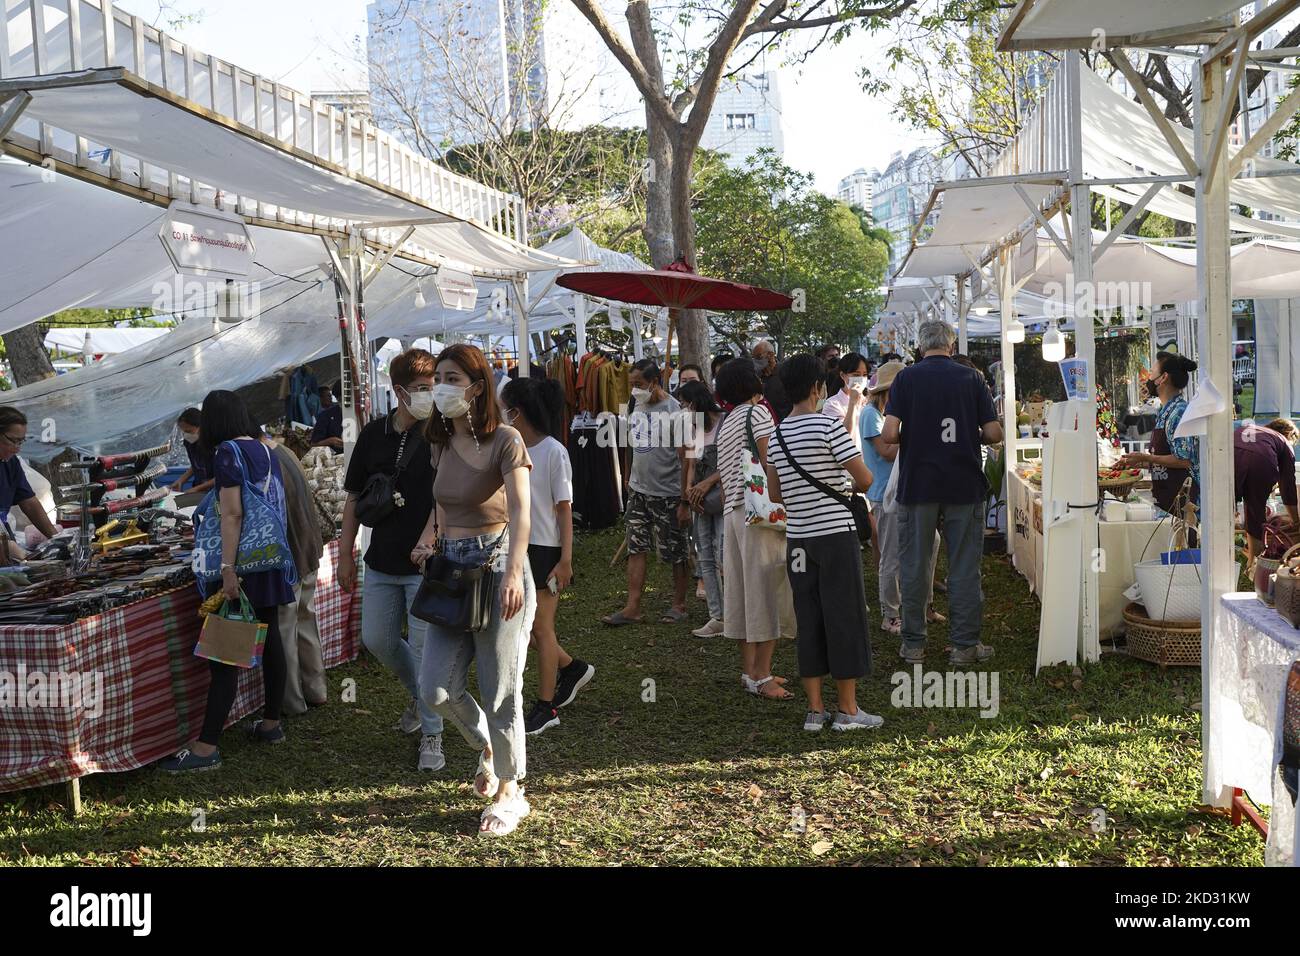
top-left (775, 429), bottom-right (872, 547)
top-left (411, 529), bottom-right (507, 632)
top-left (355, 428), bottom-right (417, 528)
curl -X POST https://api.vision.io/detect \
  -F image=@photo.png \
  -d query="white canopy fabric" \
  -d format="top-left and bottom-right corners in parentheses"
top-left (925, 181), bottom-right (1061, 248)
top-left (44, 327), bottom-right (170, 354)
top-left (999, 0), bottom-right (1241, 51)
top-left (6, 69), bottom-right (436, 224)
top-left (0, 157), bottom-right (582, 336)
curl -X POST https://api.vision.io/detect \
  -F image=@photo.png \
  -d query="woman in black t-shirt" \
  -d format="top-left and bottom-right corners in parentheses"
top-left (338, 349), bottom-right (446, 772)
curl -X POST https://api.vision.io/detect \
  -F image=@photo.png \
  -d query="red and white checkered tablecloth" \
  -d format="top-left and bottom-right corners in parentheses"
top-left (0, 540), bottom-right (360, 793)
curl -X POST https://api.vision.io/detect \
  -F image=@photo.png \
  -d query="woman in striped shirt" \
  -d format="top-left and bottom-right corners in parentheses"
top-left (767, 354), bottom-right (883, 733)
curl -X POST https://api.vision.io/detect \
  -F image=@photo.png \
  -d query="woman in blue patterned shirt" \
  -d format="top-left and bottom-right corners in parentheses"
top-left (1118, 352), bottom-right (1200, 511)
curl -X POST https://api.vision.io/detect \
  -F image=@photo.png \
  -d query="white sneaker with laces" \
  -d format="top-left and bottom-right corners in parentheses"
top-left (396, 699), bottom-right (421, 735)
top-left (418, 734), bottom-right (446, 771)
top-left (803, 711), bottom-right (830, 732)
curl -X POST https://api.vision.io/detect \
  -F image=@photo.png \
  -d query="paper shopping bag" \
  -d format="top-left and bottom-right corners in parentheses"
top-left (195, 590), bottom-right (267, 668)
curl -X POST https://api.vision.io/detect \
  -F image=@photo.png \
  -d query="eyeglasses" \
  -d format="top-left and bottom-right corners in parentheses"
top-left (1, 433), bottom-right (26, 447)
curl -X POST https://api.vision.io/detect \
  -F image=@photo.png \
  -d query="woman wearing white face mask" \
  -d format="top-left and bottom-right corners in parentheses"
top-left (822, 353), bottom-right (870, 455)
top-left (169, 407), bottom-right (216, 494)
top-left (412, 344), bottom-right (536, 837)
top-left (338, 348), bottom-right (447, 772)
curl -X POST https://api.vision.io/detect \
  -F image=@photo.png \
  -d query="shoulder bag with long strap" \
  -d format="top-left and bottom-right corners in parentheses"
top-left (410, 440), bottom-right (508, 632)
top-left (355, 423), bottom-right (419, 527)
top-left (774, 426), bottom-right (872, 547)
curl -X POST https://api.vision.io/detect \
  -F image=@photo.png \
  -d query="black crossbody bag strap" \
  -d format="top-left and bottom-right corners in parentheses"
top-left (774, 427), bottom-right (853, 509)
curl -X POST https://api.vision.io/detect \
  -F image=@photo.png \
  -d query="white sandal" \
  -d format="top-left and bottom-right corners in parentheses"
top-left (478, 791), bottom-right (530, 837)
top-left (474, 749), bottom-right (497, 799)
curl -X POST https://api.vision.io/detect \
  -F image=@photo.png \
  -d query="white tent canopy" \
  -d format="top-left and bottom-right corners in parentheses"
top-left (43, 327), bottom-right (169, 354)
top-left (998, 0), bottom-right (1243, 51)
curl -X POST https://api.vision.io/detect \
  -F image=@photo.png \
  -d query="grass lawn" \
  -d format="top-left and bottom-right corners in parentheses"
top-left (0, 525), bottom-right (1265, 866)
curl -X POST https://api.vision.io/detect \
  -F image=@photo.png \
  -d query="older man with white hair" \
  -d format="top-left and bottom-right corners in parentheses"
top-left (881, 320), bottom-right (1003, 665)
top-left (752, 339), bottom-right (792, 421)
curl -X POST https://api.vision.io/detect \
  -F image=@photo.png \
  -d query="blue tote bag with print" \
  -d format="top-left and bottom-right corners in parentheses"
top-left (191, 441), bottom-right (297, 587)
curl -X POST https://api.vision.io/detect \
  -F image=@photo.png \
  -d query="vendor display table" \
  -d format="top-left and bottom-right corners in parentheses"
top-left (1208, 594), bottom-right (1300, 867)
top-left (0, 540), bottom-right (360, 800)
top-left (1008, 471), bottom-right (1166, 637)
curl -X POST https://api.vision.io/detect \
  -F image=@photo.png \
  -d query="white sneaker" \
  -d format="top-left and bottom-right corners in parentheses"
top-left (803, 711), bottom-right (830, 732)
top-left (396, 699), bottom-right (420, 735)
top-left (692, 618), bottom-right (726, 638)
top-left (418, 734), bottom-right (446, 771)
top-left (832, 710), bottom-right (884, 732)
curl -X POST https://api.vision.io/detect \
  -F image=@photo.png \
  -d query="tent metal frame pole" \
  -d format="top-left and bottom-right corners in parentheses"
top-left (1194, 52), bottom-right (1235, 810)
top-left (998, 247), bottom-right (1017, 557)
top-left (1067, 49), bottom-right (1101, 665)
top-left (1279, 299), bottom-right (1294, 419)
top-left (512, 274), bottom-right (530, 377)
top-left (956, 276), bottom-right (968, 354)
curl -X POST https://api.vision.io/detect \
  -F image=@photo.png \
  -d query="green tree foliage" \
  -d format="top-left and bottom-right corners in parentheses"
top-left (693, 150), bottom-right (888, 353)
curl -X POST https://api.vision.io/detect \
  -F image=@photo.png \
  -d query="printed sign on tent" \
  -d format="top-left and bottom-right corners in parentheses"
top-left (608, 306), bottom-right (625, 332)
top-left (435, 268), bottom-right (478, 311)
top-left (158, 202), bottom-right (255, 279)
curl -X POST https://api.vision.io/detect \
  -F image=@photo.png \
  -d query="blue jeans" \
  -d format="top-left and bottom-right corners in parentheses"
top-left (693, 511), bottom-right (724, 620)
top-left (420, 531), bottom-right (537, 782)
top-left (898, 500), bottom-right (984, 650)
top-left (361, 567), bottom-right (443, 735)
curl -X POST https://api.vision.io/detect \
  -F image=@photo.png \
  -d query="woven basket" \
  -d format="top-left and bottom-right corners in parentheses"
top-left (1122, 601), bottom-right (1201, 668)
top-left (1098, 478), bottom-right (1140, 500)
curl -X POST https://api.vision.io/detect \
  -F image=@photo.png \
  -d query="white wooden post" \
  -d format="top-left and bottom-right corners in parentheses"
top-left (1279, 298), bottom-right (1293, 418)
top-left (574, 294), bottom-right (588, 356)
top-left (1068, 50), bottom-right (1101, 663)
top-left (999, 251), bottom-right (1018, 556)
top-left (513, 276), bottom-right (530, 377)
top-left (1195, 53), bottom-right (1235, 809)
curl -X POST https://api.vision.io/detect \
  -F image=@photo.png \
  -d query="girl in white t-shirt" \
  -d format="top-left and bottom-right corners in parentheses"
top-left (500, 377), bottom-right (595, 736)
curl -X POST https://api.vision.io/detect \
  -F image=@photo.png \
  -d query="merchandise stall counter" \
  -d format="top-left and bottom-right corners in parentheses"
top-left (1008, 470), bottom-right (1167, 637)
top-left (0, 540), bottom-right (360, 808)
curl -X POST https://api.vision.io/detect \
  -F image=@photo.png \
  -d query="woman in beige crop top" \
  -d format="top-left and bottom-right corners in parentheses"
top-left (410, 344), bottom-right (536, 837)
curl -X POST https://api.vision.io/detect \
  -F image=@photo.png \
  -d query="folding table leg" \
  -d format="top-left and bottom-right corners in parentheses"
top-left (66, 778), bottom-right (82, 817)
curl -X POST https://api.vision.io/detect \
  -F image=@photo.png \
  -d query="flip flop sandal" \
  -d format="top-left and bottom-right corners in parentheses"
top-left (658, 608), bottom-right (688, 624)
top-left (474, 749), bottom-right (497, 799)
top-left (601, 611), bottom-right (643, 627)
top-left (479, 792), bottom-right (531, 837)
top-left (751, 676), bottom-right (794, 701)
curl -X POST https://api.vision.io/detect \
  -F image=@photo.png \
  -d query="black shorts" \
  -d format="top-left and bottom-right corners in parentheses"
top-left (528, 544), bottom-right (563, 590)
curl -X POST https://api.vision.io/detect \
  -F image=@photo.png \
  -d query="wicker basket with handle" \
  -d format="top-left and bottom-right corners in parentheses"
top-left (1273, 544), bottom-right (1300, 628)
top-left (1122, 602), bottom-right (1201, 667)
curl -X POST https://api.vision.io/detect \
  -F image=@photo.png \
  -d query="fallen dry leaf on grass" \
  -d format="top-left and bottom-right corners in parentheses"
top-left (810, 840), bottom-right (833, 856)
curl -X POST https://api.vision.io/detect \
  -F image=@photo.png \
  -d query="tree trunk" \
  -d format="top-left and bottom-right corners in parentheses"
top-left (629, 5), bottom-right (674, 270)
top-left (3, 323), bottom-right (55, 386)
top-left (669, 135), bottom-right (709, 369)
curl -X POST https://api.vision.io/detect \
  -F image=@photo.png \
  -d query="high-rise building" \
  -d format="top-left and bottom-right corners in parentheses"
top-left (366, 0), bottom-right (547, 153)
top-left (311, 90), bottom-right (372, 121)
top-left (837, 168), bottom-right (878, 210)
top-left (699, 71), bottom-right (785, 167)
top-left (872, 148), bottom-right (960, 274)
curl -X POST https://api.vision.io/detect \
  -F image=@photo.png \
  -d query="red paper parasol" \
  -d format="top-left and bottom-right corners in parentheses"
top-left (555, 256), bottom-right (792, 311)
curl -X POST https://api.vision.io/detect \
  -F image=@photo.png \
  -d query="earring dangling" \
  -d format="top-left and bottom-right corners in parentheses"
top-left (467, 409), bottom-right (480, 453)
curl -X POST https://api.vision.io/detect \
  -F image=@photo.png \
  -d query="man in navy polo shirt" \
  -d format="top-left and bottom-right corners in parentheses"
top-left (882, 321), bottom-right (1003, 664)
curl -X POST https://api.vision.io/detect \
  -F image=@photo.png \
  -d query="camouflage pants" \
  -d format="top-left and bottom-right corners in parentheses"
top-left (625, 491), bottom-right (689, 564)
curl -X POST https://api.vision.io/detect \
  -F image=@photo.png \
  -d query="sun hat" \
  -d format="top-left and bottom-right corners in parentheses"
top-left (868, 360), bottom-right (905, 394)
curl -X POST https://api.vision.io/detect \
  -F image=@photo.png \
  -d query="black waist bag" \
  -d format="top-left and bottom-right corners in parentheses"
top-left (411, 553), bottom-right (499, 632)
top-left (355, 428), bottom-right (417, 528)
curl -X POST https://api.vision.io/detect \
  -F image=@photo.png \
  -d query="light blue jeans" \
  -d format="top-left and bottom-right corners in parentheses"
top-left (693, 511), bottom-right (724, 621)
top-left (361, 566), bottom-right (443, 736)
top-left (420, 531), bottom-right (536, 782)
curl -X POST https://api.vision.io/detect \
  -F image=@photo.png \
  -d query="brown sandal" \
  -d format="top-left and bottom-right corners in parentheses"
top-left (751, 675), bottom-right (793, 701)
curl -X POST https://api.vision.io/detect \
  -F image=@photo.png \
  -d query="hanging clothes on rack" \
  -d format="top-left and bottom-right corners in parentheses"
top-left (568, 411), bottom-right (622, 529)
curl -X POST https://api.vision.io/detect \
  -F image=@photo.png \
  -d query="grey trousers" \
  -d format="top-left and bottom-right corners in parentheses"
top-left (420, 532), bottom-right (537, 782)
top-left (277, 571), bottom-right (328, 716)
top-left (876, 506), bottom-right (937, 621)
top-left (693, 511), bottom-right (724, 621)
top-left (898, 501), bottom-right (984, 649)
